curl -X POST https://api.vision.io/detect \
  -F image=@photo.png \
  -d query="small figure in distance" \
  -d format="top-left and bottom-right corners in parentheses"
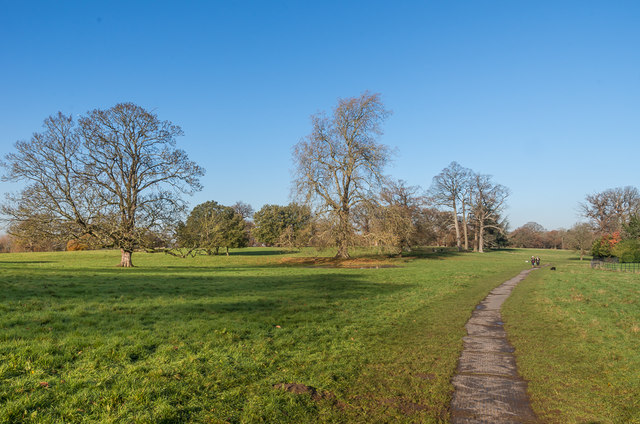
top-left (531, 256), bottom-right (536, 268)
top-left (536, 257), bottom-right (541, 266)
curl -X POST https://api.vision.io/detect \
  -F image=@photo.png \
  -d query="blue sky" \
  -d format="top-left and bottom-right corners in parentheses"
top-left (1, 1), bottom-right (639, 232)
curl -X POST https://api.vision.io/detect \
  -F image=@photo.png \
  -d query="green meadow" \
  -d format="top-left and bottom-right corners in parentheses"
top-left (1, 248), bottom-right (638, 423)
top-left (504, 250), bottom-right (640, 423)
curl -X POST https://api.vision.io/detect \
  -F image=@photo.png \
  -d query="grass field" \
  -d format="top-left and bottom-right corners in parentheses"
top-left (503, 250), bottom-right (640, 423)
top-left (2, 248), bottom-right (638, 423)
top-left (0, 247), bottom-right (529, 423)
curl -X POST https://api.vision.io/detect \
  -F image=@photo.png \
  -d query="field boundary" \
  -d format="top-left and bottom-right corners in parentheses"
top-left (590, 259), bottom-right (640, 273)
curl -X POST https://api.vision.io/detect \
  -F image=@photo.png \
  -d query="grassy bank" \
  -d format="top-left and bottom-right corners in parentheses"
top-left (1, 248), bottom-right (528, 423)
top-left (503, 250), bottom-right (640, 423)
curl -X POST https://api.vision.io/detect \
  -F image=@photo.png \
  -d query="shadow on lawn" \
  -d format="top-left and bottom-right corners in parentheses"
top-left (1, 271), bottom-right (411, 306)
top-left (1, 271), bottom-right (414, 339)
top-left (227, 249), bottom-right (290, 256)
top-left (401, 248), bottom-right (464, 260)
top-left (0, 261), bottom-right (53, 264)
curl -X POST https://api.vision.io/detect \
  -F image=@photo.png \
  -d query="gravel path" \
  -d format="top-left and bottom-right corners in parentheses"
top-left (450, 269), bottom-right (538, 423)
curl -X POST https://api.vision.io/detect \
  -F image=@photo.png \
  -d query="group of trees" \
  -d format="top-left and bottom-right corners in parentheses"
top-left (172, 201), bottom-right (314, 256)
top-left (175, 201), bottom-right (248, 256)
top-left (6, 95), bottom-right (637, 265)
top-left (583, 186), bottom-right (640, 262)
top-left (290, 93), bottom-right (511, 258)
top-left (429, 162), bottom-right (509, 253)
top-left (8, 92), bottom-right (600, 265)
top-left (0, 94), bottom-right (513, 263)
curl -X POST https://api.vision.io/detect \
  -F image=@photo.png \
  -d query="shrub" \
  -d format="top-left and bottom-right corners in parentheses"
top-left (66, 238), bottom-right (89, 251)
top-left (591, 232), bottom-right (621, 258)
top-left (612, 239), bottom-right (640, 263)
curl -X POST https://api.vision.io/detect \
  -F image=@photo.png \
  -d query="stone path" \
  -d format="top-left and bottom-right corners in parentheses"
top-left (451, 269), bottom-right (538, 424)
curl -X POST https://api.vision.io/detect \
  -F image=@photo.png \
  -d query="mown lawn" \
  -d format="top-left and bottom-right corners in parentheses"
top-left (503, 250), bottom-right (640, 423)
top-left (0, 248), bottom-right (530, 423)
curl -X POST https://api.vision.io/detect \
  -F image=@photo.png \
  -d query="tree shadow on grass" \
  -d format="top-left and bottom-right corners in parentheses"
top-left (1, 271), bottom-right (411, 307)
top-left (0, 261), bottom-right (53, 264)
top-left (226, 250), bottom-right (290, 256)
top-left (401, 248), bottom-right (464, 260)
top-left (1, 271), bottom-right (415, 347)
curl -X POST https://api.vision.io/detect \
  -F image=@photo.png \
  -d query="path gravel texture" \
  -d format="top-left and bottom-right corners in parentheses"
top-left (451, 269), bottom-right (538, 424)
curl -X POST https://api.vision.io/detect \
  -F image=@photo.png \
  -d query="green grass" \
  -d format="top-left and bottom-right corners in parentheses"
top-left (0, 247), bottom-right (530, 423)
top-left (503, 250), bottom-right (640, 423)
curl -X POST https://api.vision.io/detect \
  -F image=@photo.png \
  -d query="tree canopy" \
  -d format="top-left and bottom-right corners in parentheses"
top-left (292, 92), bottom-right (392, 258)
top-left (177, 201), bottom-right (249, 255)
top-left (1, 103), bottom-right (204, 266)
top-left (252, 203), bottom-right (312, 248)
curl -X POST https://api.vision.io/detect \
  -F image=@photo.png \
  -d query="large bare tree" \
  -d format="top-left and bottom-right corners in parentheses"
top-left (580, 186), bottom-right (640, 234)
top-left (292, 92), bottom-right (391, 258)
top-left (2, 103), bottom-right (204, 267)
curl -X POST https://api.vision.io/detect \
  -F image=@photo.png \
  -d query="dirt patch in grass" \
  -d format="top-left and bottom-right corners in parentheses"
top-left (274, 383), bottom-right (346, 409)
top-left (350, 394), bottom-right (430, 416)
top-left (280, 257), bottom-right (399, 269)
top-left (380, 397), bottom-right (429, 415)
top-left (273, 382), bottom-right (431, 415)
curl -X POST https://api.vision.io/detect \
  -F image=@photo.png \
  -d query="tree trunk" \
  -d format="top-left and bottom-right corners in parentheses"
top-left (452, 205), bottom-right (462, 251)
top-left (118, 249), bottom-right (134, 267)
top-left (478, 223), bottom-right (485, 253)
top-left (473, 230), bottom-right (478, 252)
top-left (226, 246), bottom-right (229, 256)
top-left (335, 210), bottom-right (351, 259)
top-left (336, 242), bottom-right (350, 259)
top-left (461, 202), bottom-right (469, 251)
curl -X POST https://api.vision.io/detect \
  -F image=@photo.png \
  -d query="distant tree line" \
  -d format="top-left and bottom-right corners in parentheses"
top-left (507, 186), bottom-right (640, 262)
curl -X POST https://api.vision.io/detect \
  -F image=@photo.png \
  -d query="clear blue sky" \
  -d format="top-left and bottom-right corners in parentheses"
top-left (1, 1), bottom-right (639, 231)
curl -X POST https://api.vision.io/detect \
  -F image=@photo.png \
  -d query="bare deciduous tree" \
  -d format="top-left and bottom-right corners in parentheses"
top-left (2, 103), bottom-right (204, 267)
top-left (566, 222), bottom-right (596, 260)
top-left (292, 92), bottom-right (392, 258)
top-left (378, 179), bottom-right (425, 251)
top-left (232, 201), bottom-right (254, 220)
top-left (580, 186), bottom-right (640, 234)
